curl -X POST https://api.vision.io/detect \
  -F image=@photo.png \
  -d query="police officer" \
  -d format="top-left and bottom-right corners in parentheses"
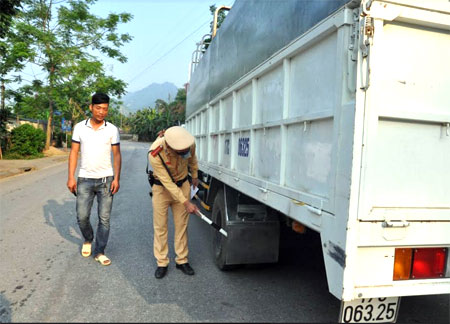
top-left (148, 126), bottom-right (200, 279)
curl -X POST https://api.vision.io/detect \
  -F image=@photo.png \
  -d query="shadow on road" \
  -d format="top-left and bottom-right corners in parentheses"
top-left (0, 293), bottom-right (12, 323)
top-left (42, 198), bottom-right (84, 246)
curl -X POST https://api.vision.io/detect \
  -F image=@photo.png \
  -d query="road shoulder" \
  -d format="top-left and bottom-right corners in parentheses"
top-left (0, 147), bottom-right (69, 180)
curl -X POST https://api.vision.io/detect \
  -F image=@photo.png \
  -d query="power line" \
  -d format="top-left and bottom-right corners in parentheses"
top-left (128, 4), bottom-right (205, 71)
top-left (127, 0), bottom-right (235, 87)
top-left (127, 18), bottom-right (210, 84)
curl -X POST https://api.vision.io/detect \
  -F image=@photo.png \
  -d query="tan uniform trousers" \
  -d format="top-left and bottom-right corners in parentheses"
top-left (152, 180), bottom-right (190, 266)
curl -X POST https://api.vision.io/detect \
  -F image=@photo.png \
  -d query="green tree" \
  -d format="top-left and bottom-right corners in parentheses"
top-left (129, 88), bottom-right (187, 142)
top-left (13, 80), bottom-right (49, 120)
top-left (1, 2), bottom-right (34, 110)
top-left (18, 0), bottom-right (132, 150)
top-left (106, 98), bottom-right (128, 130)
top-left (168, 88), bottom-right (186, 125)
top-left (0, 0), bottom-right (34, 159)
top-left (0, 0), bottom-right (22, 38)
top-left (155, 98), bottom-right (168, 113)
top-left (130, 108), bottom-right (157, 142)
top-left (57, 57), bottom-right (127, 127)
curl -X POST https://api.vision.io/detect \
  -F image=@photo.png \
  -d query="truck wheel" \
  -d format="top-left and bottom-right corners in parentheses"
top-left (211, 188), bottom-right (233, 270)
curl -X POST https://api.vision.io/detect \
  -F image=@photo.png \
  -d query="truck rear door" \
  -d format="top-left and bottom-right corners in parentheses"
top-left (358, 0), bottom-right (450, 223)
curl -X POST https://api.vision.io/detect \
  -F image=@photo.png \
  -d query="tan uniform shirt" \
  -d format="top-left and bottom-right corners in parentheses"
top-left (149, 137), bottom-right (198, 204)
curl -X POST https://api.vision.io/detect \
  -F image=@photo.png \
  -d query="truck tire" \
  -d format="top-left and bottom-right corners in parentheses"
top-left (211, 188), bottom-right (234, 270)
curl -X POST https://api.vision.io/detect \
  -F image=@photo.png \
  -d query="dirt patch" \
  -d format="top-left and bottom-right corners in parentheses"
top-left (43, 147), bottom-right (69, 157)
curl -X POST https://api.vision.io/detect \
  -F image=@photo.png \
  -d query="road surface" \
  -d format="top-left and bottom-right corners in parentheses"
top-left (0, 141), bottom-right (448, 322)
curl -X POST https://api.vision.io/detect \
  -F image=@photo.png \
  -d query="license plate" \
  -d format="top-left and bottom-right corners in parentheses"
top-left (339, 297), bottom-right (400, 323)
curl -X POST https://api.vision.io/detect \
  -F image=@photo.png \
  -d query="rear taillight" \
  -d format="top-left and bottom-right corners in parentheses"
top-left (411, 248), bottom-right (447, 279)
top-left (393, 247), bottom-right (448, 280)
top-left (393, 248), bottom-right (412, 280)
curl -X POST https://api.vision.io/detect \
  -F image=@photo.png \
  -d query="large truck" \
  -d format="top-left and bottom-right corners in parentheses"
top-left (185, 0), bottom-right (450, 322)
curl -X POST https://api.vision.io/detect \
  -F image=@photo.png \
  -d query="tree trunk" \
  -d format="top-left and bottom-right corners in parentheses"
top-left (45, 64), bottom-right (55, 151)
top-left (1, 80), bottom-right (5, 110)
top-left (45, 99), bottom-right (53, 150)
top-left (0, 80), bottom-right (5, 159)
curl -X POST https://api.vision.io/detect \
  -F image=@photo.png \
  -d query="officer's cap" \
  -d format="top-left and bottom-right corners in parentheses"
top-left (164, 126), bottom-right (195, 151)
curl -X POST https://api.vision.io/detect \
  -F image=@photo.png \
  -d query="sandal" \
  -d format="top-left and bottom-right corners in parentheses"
top-left (81, 242), bottom-right (92, 258)
top-left (94, 254), bottom-right (111, 266)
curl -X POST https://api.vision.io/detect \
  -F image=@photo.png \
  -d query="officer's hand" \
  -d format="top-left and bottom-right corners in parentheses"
top-left (183, 200), bottom-right (199, 214)
top-left (191, 178), bottom-right (199, 189)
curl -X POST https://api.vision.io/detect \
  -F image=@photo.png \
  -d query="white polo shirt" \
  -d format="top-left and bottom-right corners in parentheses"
top-left (72, 119), bottom-right (120, 178)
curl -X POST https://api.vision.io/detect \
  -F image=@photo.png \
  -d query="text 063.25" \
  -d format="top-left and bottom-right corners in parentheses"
top-left (339, 297), bottom-right (400, 323)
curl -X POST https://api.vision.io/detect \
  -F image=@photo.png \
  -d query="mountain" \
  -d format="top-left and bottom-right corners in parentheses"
top-left (122, 82), bottom-right (178, 113)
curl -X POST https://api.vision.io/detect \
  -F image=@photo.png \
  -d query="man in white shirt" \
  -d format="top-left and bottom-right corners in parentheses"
top-left (67, 92), bottom-right (122, 266)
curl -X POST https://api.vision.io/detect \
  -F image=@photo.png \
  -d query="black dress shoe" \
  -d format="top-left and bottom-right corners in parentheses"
top-left (176, 263), bottom-right (195, 275)
top-left (155, 266), bottom-right (168, 279)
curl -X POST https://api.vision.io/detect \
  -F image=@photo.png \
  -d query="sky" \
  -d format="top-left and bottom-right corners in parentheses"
top-left (89, 0), bottom-right (235, 93)
top-left (11, 0), bottom-right (234, 95)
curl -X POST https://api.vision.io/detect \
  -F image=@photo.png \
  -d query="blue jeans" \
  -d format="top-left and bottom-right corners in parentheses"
top-left (76, 176), bottom-right (114, 256)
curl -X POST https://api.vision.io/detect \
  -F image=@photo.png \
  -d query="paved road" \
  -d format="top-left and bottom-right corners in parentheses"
top-left (0, 141), bottom-right (448, 322)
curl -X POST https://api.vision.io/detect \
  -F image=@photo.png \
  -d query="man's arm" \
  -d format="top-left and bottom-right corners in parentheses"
top-left (111, 144), bottom-right (121, 194)
top-left (67, 142), bottom-right (80, 194)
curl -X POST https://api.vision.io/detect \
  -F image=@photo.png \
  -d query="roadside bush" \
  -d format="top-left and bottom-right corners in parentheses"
top-left (7, 124), bottom-right (46, 158)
